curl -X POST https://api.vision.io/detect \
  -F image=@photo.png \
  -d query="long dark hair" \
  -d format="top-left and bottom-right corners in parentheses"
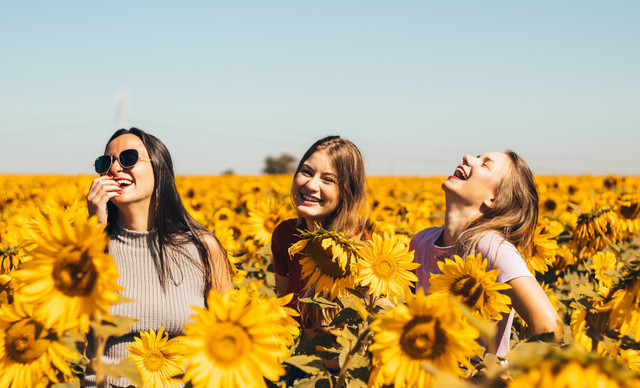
top-left (455, 150), bottom-right (539, 258)
top-left (293, 135), bottom-right (369, 237)
top-left (104, 127), bottom-right (227, 300)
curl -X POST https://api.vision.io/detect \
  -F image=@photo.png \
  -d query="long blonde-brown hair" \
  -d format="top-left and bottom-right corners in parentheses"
top-left (293, 136), bottom-right (369, 236)
top-left (454, 150), bottom-right (539, 259)
top-left (294, 136), bottom-right (368, 332)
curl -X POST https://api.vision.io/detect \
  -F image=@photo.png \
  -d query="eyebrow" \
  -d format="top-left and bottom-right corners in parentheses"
top-left (301, 163), bottom-right (337, 176)
top-left (480, 155), bottom-right (495, 167)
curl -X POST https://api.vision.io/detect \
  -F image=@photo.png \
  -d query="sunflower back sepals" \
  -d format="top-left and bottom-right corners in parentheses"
top-left (289, 225), bottom-right (364, 300)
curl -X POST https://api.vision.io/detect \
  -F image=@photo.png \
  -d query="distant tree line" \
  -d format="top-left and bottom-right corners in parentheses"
top-left (263, 153), bottom-right (297, 174)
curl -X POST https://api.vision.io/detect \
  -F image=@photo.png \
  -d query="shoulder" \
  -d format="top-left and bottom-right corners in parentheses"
top-left (410, 226), bottom-right (443, 251)
top-left (476, 233), bottom-right (518, 259)
top-left (477, 233), bottom-right (533, 282)
top-left (194, 230), bottom-right (224, 256)
top-left (271, 218), bottom-right (301, 257)
top-left (272, 218), bottom-right (300, 240)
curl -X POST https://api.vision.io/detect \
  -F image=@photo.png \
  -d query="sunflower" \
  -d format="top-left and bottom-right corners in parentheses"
top-left (523, 219), bottom-right (563, 275)
top-left (539, 192), bottom-right (566, 216)
top-left (590, 251), bottom-right (619, 294)
top-left (551, 243), bottom-right (577, 274)
top-left (12, 207), bottom-right (122, 334)
top-left (356, 232), bottom-right (419, 303)
top-left (610, 344), bottom-right (640, 372)
top-left (570, 306), bottom-right (605, 354)
top-left (126, 326), bottom-right (184, 388)
top-left (507, 343), bottom-right (640, 388)
top-left (0, 228), bottom-right (24, 276)
top-left (247, 198), bottom-right (295, 246)
top-left (0, 300), bottom-right (78, 388)
top-left (598, 261), bottom-right (640, 339)
top-left (289, 226), bottom-right (364, 300)
top-left (428, 253), bottom-right (511, 321)
top-left (573, 206), bottom-right (622, 258)
top-left (179, 287), bottom-right (298, 388)
top-left (368, 289), bottom-right (480, 387)
top-left (617, 193), bottom-right (640, 239)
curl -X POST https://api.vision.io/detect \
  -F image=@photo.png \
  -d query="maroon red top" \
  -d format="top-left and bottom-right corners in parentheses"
top-left (271, 218), bottom-right (370, 313)
top-left (271, 218), bottom-right (307, 310)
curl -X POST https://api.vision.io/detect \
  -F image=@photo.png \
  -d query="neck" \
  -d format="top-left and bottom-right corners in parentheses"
top-left (116, 201), bottom-right (154, 231)
top-left (304, 216), bottom-right (327, 232)
top-left (305, 218), bottom-right (316, 232)
top-left (443, 202), bottom-right (481, 246)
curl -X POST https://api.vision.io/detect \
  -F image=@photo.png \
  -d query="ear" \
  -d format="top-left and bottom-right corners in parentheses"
top-left (480, 197), bottom-right (495, 213)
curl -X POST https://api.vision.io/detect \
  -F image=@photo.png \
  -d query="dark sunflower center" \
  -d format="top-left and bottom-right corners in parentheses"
top-left (544, 199), bottom-right (557, 212)
top-left (305, 238), bottom-right (349, 278)
top-left (451, 275), bottom-right (484, 308)
top-left (399, 316), bottom-right (446, 360)
top-left (620, 202), bottom-right (639, 219)
top-left (5, 318), bottom-right (50, 364)
top-left (52, 250), bottom-right (98, 296)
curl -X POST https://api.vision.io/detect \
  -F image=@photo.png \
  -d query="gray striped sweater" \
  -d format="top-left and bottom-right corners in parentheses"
top-left (82, 222), bottom-right (205, 387)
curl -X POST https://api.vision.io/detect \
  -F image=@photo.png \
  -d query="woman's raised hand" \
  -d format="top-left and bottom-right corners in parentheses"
top-left (86, 175), bottom-right (121, 225)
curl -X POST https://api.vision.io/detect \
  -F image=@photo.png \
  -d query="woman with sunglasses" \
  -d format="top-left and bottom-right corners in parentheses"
top-left (84, 127), bottom-right (233, 387)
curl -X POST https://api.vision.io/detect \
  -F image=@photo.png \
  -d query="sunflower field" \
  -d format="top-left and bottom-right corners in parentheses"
top-left (1, 173), bottom-right (640, 388)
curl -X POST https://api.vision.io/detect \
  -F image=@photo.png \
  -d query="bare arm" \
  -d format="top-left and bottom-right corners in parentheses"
top-left (504, 276), bottom-right (560, 338)
top-left (203, 235), bottom-right (233, 294)
top-left (275, 273), bottom-right (289, 297)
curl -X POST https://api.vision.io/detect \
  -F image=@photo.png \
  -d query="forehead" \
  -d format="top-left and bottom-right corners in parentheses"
top-left (480, 151), bottom-right (511, 174)
top-left (304, 150), bottom-right (336, 173)
top-left (105, 134), bottom-right (147, 155)
top-left (479, 151), bottom-right (508, 162)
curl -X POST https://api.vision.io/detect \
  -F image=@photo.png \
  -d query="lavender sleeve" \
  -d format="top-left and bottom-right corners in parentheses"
top-left (476, 234), bottom-right (533, 283)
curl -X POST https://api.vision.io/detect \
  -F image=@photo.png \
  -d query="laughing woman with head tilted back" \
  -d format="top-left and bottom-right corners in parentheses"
top-left (411, 151), bottom-right (560, 359)
top-left (83, 128), bottom-right (232, 387)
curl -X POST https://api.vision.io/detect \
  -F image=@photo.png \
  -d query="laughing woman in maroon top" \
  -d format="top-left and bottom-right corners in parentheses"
top-left (271, 136), bottom-right (368, 321)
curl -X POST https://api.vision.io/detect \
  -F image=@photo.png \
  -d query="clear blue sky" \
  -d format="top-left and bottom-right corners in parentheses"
top-left (1, 1), bottom-right (638, 176)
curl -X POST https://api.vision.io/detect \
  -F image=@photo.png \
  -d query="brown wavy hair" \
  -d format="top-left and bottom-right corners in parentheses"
top-left (293, 135), bottom-right (369, 236)
top-left (294, 136), bottom-right (369, 333)
top-left (454, 150), bottom-right (539, 258)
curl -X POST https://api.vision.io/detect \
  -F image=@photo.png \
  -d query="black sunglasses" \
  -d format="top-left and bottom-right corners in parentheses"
top-left (94, 149), bottom-right (151, 174)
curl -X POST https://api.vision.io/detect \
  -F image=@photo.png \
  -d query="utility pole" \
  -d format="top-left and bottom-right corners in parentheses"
top-left (116, 88), bottom-right (130, 129)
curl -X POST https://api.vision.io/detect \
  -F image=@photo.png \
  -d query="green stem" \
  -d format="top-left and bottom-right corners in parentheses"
top-left (335, 324), bottom-right (372, 388)
top-left (94, 332), bottom-right (105, 388)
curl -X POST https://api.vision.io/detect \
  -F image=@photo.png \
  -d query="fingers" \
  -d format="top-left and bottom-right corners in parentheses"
top-left (86, 175), bottom-right (122, 222)
top-left (87, 176), bottom-right (120, 201)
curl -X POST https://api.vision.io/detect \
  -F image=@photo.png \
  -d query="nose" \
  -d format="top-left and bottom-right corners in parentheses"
top-left (108, 157), bottom-right (123, 174)
top-left (462, 155), bottom-right (476, 166)
top-left (305, 175), bottom-right (320, 191)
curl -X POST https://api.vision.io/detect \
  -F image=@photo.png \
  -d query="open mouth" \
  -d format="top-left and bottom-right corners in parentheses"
top-left (453, 166), bottom-right (469, 180)
top-left (114, 178), bottom-right (133, 188)
top-left (300, 193), bottom-right (322, 204)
